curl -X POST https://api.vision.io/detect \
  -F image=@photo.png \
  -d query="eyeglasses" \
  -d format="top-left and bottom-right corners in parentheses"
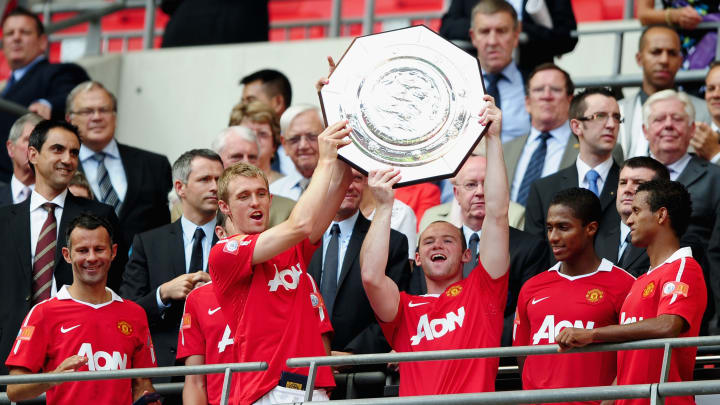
top-left (285, 134), bottom-right (319, 147)
top-left (460, 182), bottom-right (481, 191)
top-left (577, 112), bottom-right (624, 124)
top-left (70, 107), bottom-right (115, 117)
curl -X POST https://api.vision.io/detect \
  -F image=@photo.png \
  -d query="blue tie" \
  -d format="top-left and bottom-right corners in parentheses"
top-left (517, 132), bottom-right (551, 205)
top-left (485, 73), bottom-right (504, 108)
top-left (585, 169), bottom-right (600, 196)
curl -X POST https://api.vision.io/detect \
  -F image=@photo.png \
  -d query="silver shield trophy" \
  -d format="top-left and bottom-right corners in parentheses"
top-left (319, 25), bottom-right (487, 187)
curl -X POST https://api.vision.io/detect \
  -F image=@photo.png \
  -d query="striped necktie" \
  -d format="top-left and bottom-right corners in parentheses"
top-left (93, 152), bottom-right (121, 214)
top-left (516, 132), bottom-right (551, 205)
top-left (33, 203), bottom-right (57, 304)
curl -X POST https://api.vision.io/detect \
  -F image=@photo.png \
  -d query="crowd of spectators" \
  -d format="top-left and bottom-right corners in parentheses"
top-left (0, 0), bottom-right (719, 404)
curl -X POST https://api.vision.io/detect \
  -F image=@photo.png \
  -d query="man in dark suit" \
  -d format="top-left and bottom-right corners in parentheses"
top-left (643, 89), bottom-right (720, 331)
top-left (66, 81), bottom-right (172, 246)
top-left (439, 0), bottom-right (578, 74)
top-left (594, 157), bottom-right (669, 277)
top-left (0, 120), bottom-right (124, 376)
top-left (120, 149), bottom-right (223, 373)
top-left (410, 153), bottom-right (550, 346)
top-left (307, 169), bottom-right (410, 360)
top-left (0, 7), bottom-right (89, 182)
top-left (0, 113), bottom-right (43, 206)
top-left (525, 88), bottom-right (623, 260)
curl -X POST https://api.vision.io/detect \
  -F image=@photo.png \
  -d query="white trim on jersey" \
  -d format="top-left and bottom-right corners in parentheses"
top-left (55, 285), bottom-right (123, 309)
top-left (669, 257), bottom-right (688, 305)
top-left (647, 247), bottom-right (693, 275)
top-left (12, 298), bottom-right (48, 355)
top-left (548, 258), bottom-right (617, 281)
top-left (305, 273), bottom-right (326, 322)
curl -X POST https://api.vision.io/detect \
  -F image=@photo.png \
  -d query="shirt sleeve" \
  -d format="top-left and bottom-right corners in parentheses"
top-left (378, 293), bottom-right (407, 348)
top-left (305, 273), bottom-right (333, 335)
top-left (177, 290), bottom-right (205, 361)
top-left (656, 258), bottom-right (707, 331)
top-left (470, 260), bottom-right (510, 314)
top-left (208, 234), bottom-right (258, 297)
top-left (132, 310), bottom-right (158, 369)
top-left (299, 238), bottom-right (321, 267)
top-left (5, 305), bottom-right (49, 373)
top-left (512, 286), bottom-right (531, 346)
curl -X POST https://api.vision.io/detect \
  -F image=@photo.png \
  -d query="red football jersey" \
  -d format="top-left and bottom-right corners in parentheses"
top-left (5, 286), bottom-right (156, 405)
top-left (616, 248), bottom-right (707, 405)
top-left (513, 259), bottom-right (635, 404)
top-left (208, 234), bottom-right (334, 405)
top-left (177, 282), bottom-right (237, 405)
top-left (379, 262), bottom-right (508, 396)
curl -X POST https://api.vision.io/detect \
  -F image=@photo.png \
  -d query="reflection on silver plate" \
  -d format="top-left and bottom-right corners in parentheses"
top-left (320, 25), bottom-right (487, 186)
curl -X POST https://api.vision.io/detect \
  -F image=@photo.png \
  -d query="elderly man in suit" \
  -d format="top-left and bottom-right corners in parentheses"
top-left (0, 120), bottom-right (124, 376)
top-left (0, 7), bottom-right (89, 182)
top-left (694, 61), bottom-right (720, 164)
top-left (307, 168), bottom-right (410, 398)
top-left (643, 89), bottom-right (720, 331)
top-left (120, 149), bottom-right (223, 374)
top-left (619, 26), bottom-right (711, 159)
top-left (66, 81), bottom-right (172, 246)
top-left (0, 113), bottom-right (43, 206)
top-left (524, 88), bottom-right (623, 260)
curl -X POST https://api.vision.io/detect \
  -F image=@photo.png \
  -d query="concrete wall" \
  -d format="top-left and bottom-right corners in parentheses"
top-left (78, 21), bottom-right (645, 164)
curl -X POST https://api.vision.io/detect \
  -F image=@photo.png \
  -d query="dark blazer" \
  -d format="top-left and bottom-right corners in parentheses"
top-left (524, 162), bottom-right (621, 262)
top-left (160, 0), bottom-right (269, 47)
top-left (594, 220), bottom-right (650, 278)
top-left (0, 60), bottom-right (89, 181)
top-left (307, 214), bottom-right (410, 356)
top-left (0, 192), bottom-right (125, 376)
top-left (408, 226), bottom-right (551, 347)
top-left (115, 143), bottom-right (172, 245)
top-left (0, 183), bottom-right (10, 207)
top-left (119, 220), bottom-right (218, 371)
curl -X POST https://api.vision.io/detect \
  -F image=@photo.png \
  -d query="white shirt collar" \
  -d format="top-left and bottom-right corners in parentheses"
top-left (180, 215), bottom-right (217, 242)
top-left (650, 152), bottom-right (691, 180)
top-left (327, 210), bottom-right (359, 239)
top-left (55, 285), bottom-right (123, 308)
top-left (10, 175), bottom-right (33, 201)
top-left (647, 247), bottom-right (693, 274)
top-left (529, 121), bottom-right (572, 144)
top-left (576, 155), bottom-right (614, 183)
top-left (461, 225), bottom-right (481, 246)
top-left (548, 258), bottom-right (614, 281)
top-left (79, 138), bottom-right (120, 162)
top-left (29, 188), bottom-right (68, 212)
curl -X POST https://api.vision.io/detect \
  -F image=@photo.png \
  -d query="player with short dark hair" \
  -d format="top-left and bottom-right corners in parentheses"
top-left (557, 180), bottom-right (707, 405)
top-left (5, 213), bottom-right (158, 405)
top-left (513, 188), bottom-right (635, 402)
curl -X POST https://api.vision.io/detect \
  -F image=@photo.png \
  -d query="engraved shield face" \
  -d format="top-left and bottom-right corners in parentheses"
top-left (320, 25), bottom-right (487, 186)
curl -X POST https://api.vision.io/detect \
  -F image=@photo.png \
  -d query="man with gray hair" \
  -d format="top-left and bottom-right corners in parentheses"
top-left (120, 149), bottom-right (223, 375)
top-left (66, 80), bottom-right (172, 245)
top-left (270, 104), bottom-right (324, 200)
top-left (0, 113), bottom-right (43, 206)
top-left (212, 125), bottom-right (295, 228)
top-left (643, 88), bottom-right (720, 332)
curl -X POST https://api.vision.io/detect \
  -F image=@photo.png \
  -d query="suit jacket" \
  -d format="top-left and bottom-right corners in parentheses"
top-left (438, 0), bottom-right (578, 73)
top-left (119, 220), bottom-right (218, 370)
top-left (80, 143), bottom-right (173, 246)
top-left (0, 60), bottom-right (89, 181)
top-left (307, 214), bottom-right (410, 356)
top-left (618, 92), bottom-right (711, 158)
top-left (594, 218), bottom-right (650, 278)
top-left (407, 226), bottom-right (551, 347)
top-left (524, 161), bottom-right (621, 260)
top-left (0, 183), bottom-right (11, 207)
top-left (0, 192), bottom-right (125, 376)
top-left (418, 199), bottom-right (527, 233)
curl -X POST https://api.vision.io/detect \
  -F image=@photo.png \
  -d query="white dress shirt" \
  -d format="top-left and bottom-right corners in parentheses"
top-left (10, 175), bottom-right (33, 204)
top-left (510, 122), bottom-right (573, 202)
top-left (461, 226), bottom-right (481, 254)
top-left (366, 199), bottom-right (417, 259)
top-left (650, 152), bottom-right (692, 181)
top-left (269, 171), bottom-right (308, 201)
top-left (29, 189), bottom-right (68, 297)
top-left (618, 221), bottom-right (631, 261)
top-left (576, 155), bottom-right (614, 194)
top-left (322, 210), bottom-right (359, 283)
top-left (79, 139), bottom-right (128, 202)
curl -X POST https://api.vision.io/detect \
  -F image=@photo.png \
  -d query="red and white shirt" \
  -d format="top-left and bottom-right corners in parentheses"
top-left (616, 247), bottom-right (707, 405)
top-left (5, 285), bottom-right (156, 405)
top-left (177, 282), bottom-right (236, 405)
top-left (513, 259), bottom-right (635, 404)
top-left (379, 262), bottom-right (508, 396)
top-left (208, 234), bottom-right (334, 405)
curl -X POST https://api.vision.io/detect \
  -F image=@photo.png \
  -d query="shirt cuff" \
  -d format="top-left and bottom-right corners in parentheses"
top-left (156, 287), bottom-right (171, 312)
top-left (710, 152), bottom-right (720, 165)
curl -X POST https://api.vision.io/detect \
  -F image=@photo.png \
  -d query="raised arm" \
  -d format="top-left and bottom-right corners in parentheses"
top-left (478, 94), bottom-right (510, 279)
top-left (252, 120), bottom-right (352, 264)
top-left (360, 169), bottom-right (403, 323)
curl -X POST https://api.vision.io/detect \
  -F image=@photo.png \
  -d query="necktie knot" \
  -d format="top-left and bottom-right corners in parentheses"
top-left (469, 232), bottom-right (479, 244)
top-left (330, 223), bottom-right (340, 236)
top-left (625, 232), bottom-right (632, 244)
top-left (586, 169), bottom-right (599, 182)
top-left (585, 169), bottom-right (600, 196)
top-left (41, 202), bottom-right (56, 214)
top-left (486, 72), bottom-right (504, 86)
top-left (539, 131), bottom-right (551, 142)
top-left (193, 227), bottom-right (205, 242)
top-left (92, 152), bottom-right (106, 163)
top-left (298, 178), bottom-right (310, 193)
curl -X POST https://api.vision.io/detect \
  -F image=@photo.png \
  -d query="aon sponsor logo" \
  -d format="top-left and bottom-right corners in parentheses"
top-left (77, 342), bottom-right (128, 371)
top-left (532, 315), bottom-right (595, 344)
top-left (620, 312), bottom-right (643, 325)
top-left (268, 263), bottom-right (303, 292)
top-left (410, 307), bottom-right (465, 346)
